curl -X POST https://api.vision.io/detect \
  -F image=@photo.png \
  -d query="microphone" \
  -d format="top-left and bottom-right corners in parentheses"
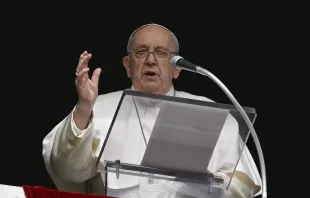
top-left (171, 55), bottom-right (267, 198)
top-left (171, 55), bottom-right (199, 72)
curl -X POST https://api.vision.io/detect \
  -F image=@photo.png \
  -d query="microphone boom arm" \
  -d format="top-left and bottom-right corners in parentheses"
top-left (194, 66), bottom-right (267, 198)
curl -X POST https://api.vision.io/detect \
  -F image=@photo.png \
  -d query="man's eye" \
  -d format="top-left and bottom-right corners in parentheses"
top-left (157, 51), bottom-right (167, 55)
top-left (136, 50), bottom-right (147, 54)
top-left (156, 50), bottom-right (169, 56)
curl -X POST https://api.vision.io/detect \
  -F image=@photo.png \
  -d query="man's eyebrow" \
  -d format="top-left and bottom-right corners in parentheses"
top-left (133, 44), bottom-right (149, 49)
top-left (134, 44), bottom-right (171, 50)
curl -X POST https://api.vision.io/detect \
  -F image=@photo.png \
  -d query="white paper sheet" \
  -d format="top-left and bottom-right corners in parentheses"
top-left (141, 101), bottom-right (230, 173)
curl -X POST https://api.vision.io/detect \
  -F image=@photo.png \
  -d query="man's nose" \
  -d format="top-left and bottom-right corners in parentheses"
top-left (145, 52), bottom-right (156, 65)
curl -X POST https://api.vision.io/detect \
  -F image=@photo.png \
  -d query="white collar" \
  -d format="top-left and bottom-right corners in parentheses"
top-left (130, 85), bottom-right (175, 106)
top-left (130, 85), bottom-right (175, 97)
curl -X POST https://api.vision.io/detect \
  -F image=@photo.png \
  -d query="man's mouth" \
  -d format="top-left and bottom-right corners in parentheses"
top-left (143, 71), bottom-right (157, 76)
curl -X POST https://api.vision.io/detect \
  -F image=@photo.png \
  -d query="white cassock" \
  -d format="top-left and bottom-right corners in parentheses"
top-left (42, 85), bottom-right (262, 198)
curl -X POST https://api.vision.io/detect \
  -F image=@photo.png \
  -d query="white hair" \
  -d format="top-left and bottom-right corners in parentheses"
top-left (126, 23), bottom-right (179, 53)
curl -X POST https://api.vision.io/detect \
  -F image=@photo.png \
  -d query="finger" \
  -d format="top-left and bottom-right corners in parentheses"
top-left (77, 51), bottom-right (88, 70)
top-left (83, 53), bottom-right (92, 67)
top-left (76, 68), bottom-right (90, 87)
top-left (77, 53), bottom-right (92, 73)
top-left (77, 54), bottom-right (85, 73)
top-left (79, 51), bottom-right (88, 63)
top-left (91, 68), bottom-right (102, 85)
top-left (77, 67), bottom-right (89, 80)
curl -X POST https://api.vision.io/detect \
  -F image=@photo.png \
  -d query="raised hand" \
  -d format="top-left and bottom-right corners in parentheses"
top-left (75, 51), bottom-right (101, 107)
top-left (74, 51), bottom-right (101, 129)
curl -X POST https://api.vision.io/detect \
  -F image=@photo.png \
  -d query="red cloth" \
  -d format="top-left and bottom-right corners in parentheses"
top-left (22, 185), bottom-right (116, 198)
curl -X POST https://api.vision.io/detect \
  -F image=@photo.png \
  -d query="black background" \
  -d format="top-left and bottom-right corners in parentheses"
top-left (11, 1), bottom-right (287, 198)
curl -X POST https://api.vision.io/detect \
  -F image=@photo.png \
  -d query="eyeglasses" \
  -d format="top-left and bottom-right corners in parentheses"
top-left (129, 48), bottom-right (177, 62)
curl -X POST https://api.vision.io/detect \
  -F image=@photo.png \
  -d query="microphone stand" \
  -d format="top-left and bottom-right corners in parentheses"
top-left (194, 66), bottom-right (267, 198)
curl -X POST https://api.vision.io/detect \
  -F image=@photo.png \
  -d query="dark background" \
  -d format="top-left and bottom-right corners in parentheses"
top-left (11, 1), bottom-right (287, 198)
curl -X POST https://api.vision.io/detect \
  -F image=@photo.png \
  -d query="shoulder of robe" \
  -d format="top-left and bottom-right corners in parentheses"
top-left (93, 90), bottom-right (126, 117)
top-left (175, 90), bottom-right (215, 103)
top-left (95, 90), bottom-right (125, 104)
top-left (177, 90), bottom-right (238, 125)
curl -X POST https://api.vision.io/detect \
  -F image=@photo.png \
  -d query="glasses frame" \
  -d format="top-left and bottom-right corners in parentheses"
top-left (128, 48), bottom-right (178, 62)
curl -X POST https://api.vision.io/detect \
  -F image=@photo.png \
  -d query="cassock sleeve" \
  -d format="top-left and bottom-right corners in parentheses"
top-left (210, 114), bottom-right (262, 197)
top-left (43, 106), bottom-right (101, 186)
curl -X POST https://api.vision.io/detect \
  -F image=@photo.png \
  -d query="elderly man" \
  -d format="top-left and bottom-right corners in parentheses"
top-left (42, 24), bottom-right (262, 198)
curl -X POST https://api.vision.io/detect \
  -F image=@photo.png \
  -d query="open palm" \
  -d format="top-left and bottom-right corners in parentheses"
top-left (75, 51), bottom-right (101, 107)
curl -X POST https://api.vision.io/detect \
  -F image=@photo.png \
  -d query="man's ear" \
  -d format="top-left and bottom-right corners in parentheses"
top-left (173, 68), bottom-right (182, 79)
top-left (123, 56), bottom-right (131, 78)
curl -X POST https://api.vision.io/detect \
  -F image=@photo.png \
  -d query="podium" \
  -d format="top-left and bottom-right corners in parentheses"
top-left (95, 90), bottom-right (256, 198)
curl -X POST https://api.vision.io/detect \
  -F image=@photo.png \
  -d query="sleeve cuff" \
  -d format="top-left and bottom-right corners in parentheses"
top-left (233, 171), bottom-right (261, 195)
top-left (71, 107), bottom-right (94, 137)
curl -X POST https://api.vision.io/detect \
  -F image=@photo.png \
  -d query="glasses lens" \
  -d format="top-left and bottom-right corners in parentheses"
top-left (154, 49), bottom-right (170, 61)
top-left (132, 48), bottom-right (171, 62)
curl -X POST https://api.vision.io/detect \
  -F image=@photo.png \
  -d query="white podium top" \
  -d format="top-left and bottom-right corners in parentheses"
top-left (0, 184), bottom-right (26, 198)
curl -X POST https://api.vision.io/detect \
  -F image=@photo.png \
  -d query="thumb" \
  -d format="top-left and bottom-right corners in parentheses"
top-left (91, 68), bottom-right (102, 85)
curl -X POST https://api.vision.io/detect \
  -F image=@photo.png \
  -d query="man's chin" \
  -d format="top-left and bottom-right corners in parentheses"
top-left (140, 82), bottom-right (162, 93)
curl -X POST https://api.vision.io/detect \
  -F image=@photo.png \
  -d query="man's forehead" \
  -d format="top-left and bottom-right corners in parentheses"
top-left (134, 28), bottom-right (171, 46)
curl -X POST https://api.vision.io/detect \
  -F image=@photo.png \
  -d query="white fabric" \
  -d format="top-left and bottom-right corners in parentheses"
top-left (42, 86), bottom-right (262, 197)
top-left (0, 184), bottom-right (25, 198)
